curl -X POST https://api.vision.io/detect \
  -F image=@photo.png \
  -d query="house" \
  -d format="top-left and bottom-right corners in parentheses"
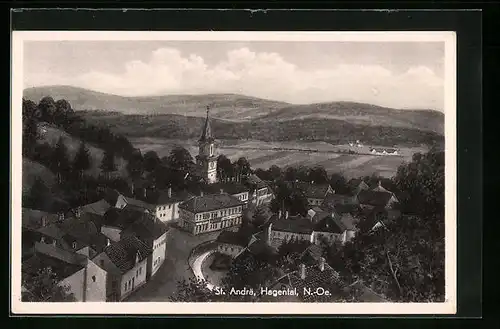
top-left (22, 208), bottom-right (60, 231)
top-left (216, 230), bottom-right (253, 258)
top-left (267, 209), bottom-right (357, 248)
top-left (92, 235), bottom-right (151, 301)
top-left (145, 187), bottom-right (194, 222)
top-left (243, 174), bottom-right (274, 206)
top-left (22, 242), bottom-right (107, 301)
top-left (195, 106), bottom-right (218, 184)
top-left (78, 199), bottom-right (112, 217)
top-left (121, 216), bottom-right (169, 279)
top-left (357, 181), bottom-right (399, 210)
top-left (103, 189), bottom-right (129, 209)
top-left (286, 181), bottom-right (334, 207)
top-left (101, 207), bottom-right (152, 242)
top-left (369, 147), bottom-right (398, 156)
top-left (202, 181), bottom-right (251, 206)
top-left (178, 192), bottom-right (244, 235)
top-left (263, 257), bottom-right (342, 302)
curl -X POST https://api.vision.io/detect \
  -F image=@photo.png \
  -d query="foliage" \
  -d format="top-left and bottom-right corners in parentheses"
top-left (143, 150), bottom-right (161, 173)
top-left (270, 180), bottom-right (309, 216)
top-left (38, 96), bottom-right (57, 123)
top-left (217, 154), bottom-right (233, 180)
top-left (126, 149), bottom-right (144, 179)
top-left (234, 157), bottom-right (252, 176)
top-left (72, 142), bottom-right (92, 177)
top-left (50, 137), bottom-right (71, 184)
top-left (307, 166), bottom-right (329, 184)
top-left (25, 176), bottom-right (50, 209)
top-left (100, 147), bottom-right (117, 174)
top-left (166, 146), bottom-right (193, 172)
top-left (329, 172), bottom-right (349, 195)
top-left (22, 267), bottom-right (76, 302)
top-left (170, 277), bottom-right (220, 302)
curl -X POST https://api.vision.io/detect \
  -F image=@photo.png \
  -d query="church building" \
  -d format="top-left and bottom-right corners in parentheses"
top-left (195, 106), bottom-right (218, 185)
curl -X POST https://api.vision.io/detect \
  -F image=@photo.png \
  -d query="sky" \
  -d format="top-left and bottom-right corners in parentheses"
top-left (23, 40), bottom-right (445, 111)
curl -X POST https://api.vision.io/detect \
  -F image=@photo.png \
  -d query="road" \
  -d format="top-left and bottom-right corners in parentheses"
top-left (191, 250), bottom-right (218, 291)
top-left (125, 226), bottom-right (219, 302)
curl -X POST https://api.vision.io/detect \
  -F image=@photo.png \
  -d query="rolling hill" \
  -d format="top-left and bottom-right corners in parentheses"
top-left (23, 85), bottom-right (444, 134)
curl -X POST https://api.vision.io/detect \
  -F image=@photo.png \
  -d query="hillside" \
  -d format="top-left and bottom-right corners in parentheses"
top-left (23, 85), bottom-right (290, 121)
top-left (78, 111), bottom-right (443, 148)
top-left (37, 122), bottom-right (128, 177)
top-left (23, 85), bottom-right (443, 134)
top-left (22, 158), bottom-right (56, 194)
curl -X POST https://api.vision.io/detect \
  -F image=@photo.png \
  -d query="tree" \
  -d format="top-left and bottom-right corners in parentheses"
top-left (100, 147), bottom-right (117, 179)
top-left (268, 165), bottom-right (282, 181)
top-left (234, 157), bottom-right (252, 176)
top-left (270, 180), bottom-right (308, 216)
top-left (143, 150), bottom-right (161, 173)
top-left (22, 267), bottom-right (76, 302)
top-left (26, 176), bottom-right (49, 209)
top-left (22, 117), bottom-right (39, 157)
top-left (217, 154), bottom-right (233, 180)
top-left (54, 99), bottom-right (73, 127)
top-left (329, 172), bottom-right (349, 194)
top-left (308, 166), bottom-right (329, 184)
top-left (167, 146), bottom-right (193, 172)
top-left (72, 142), bottom-right (92, 179)
top-left (22, 98), bottom-right (39, 123)
top-left (126, 149), bottom-right (144, 179)
top-left (50, 137), bottom-right (70, 184)
top-left (38, 96), bottom-right (56, 123)
top-left (171, 277), bottom-right (221, 302)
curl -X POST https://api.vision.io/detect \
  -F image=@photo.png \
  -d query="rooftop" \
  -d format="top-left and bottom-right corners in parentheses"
top-left (179, 193), bottom-right (244, 213)
top-left (357, 190), bottom-right (394, 207)
top-left (122, 216), bottom-right (169, 242)
top-left (286, 181), bottom-right (332, 199)
top-left (203, 182), bottom-right (250, 196)
top-left (103, 235), bottom-right (152, 274)
top-left (22, 208), bottom-right (59, 230)
top-left (103, 207), bottom-right (150, 230)
top-left (124, 196), bottom-right (155, 211)
top-left (216, 230), bottom-right (253, 247)
top-left (271, 214), bottom-right (314, 234)
top-left (244, 174), bottom-right (269, 190)
top-left (78, 199), bottom-right (112, 217)
top-left (146, 189), bottom-right (194, 205)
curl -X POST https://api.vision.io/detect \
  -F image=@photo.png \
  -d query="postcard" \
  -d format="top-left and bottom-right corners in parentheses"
top-left (11, 30), bottom-right (456, 314)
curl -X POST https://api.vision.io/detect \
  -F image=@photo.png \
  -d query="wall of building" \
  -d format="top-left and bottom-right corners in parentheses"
top-left (180, 206), bottom-right (243, 235)
top-left (156, 201), bottom-right (180, 222)
top-left (85, 259), bottom-right (107, 301)
top-left (233, 192), bottom-right (249, 203)
top-left (307, 198), bottom-right (324, 206)
top-left (312, 231), bottom-right (343, 245)
top-left (58, 268), bottom-right (86, 301)
top-left (116, 195), bottom-right (128, 209)
top-left (271, 230), bottom-right (314, 245)
top-left (151, 232), bottom-right (167, 277)
top-left (101, 226), bottom-right (122, 242)
top-left (119, 258), bottom-right (148, 300)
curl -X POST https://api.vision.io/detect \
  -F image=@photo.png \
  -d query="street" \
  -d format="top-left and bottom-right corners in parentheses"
top-left (125, 226), bottom-right (220, 302)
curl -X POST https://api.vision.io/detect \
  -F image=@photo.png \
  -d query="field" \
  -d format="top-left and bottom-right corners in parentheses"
top-left (22, 158), bottom-right (56, 195)
top-left (131, 137), bottom-right (428, 179)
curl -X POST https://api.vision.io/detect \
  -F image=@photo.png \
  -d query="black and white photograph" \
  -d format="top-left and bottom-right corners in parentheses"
top-left (11, 31), bottom-right (456, 314)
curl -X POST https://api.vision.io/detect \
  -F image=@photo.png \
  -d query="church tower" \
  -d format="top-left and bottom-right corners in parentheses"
top-left (196, 106), bottom-right (218, 184)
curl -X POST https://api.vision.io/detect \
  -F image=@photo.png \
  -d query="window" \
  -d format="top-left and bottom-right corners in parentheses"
top-left (139, 267), bottom-right (142, 275)
top-left (72, 242), bottom-right (77, 249)
top-left (136, 270), bottom-right (139, 278)
top-left (124, 282), bottom-right (128, 291)
top-left (40, 237), bottom-right (45, 243)
top-left (92, 275), bottom-right (96, 282)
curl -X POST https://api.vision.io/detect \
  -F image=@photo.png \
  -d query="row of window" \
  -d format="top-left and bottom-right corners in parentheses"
top-left (195, 207), bottom-right (242, 220)
top-left (194, 217), bottom-right (242, 233)
top-left (153, 240), bottom-right (165, 250)
top-left (157, 205), bottom-right (172, 211)
top-left (124, 277), bottom-right (135, 292)
top-left (153, 256), bottom-right (162, 267)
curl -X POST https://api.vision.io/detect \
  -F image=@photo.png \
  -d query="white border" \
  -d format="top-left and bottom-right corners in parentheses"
top-left (11, 31), bottom-right (457, 315)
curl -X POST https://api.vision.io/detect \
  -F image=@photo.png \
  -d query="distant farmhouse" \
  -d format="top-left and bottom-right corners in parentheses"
top-left (369, 147), bottom-right (399, 156)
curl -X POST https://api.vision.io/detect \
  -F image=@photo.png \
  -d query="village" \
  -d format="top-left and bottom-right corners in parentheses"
top-left (21, 107), bottom-right (408, 303)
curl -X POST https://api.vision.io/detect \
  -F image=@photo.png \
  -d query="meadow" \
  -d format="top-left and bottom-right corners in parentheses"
top-left (131, 137), bottom-right (428, 179)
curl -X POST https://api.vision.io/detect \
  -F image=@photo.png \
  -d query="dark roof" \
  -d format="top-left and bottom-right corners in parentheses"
top-left (299, 244), bottom-right (324, 265)
top-left (286, 181), bottom-right (332, 199)
top-left (124, 197), bottom-right (155, 211)
top-left (103, 188), bottom-right (121, 205)
top-left (104, 235), bottom-right (152, 274)
top-left (272, 215), bottom-right (314, 234)
top-left (203, 182), bottom-right (250, 195)
top-left (199, 109), bottom-right (214, 143)
top-left (79, 199), bottom-right (112, 217)
top-left (22, 208), bottom-right (59, 230)
top-left (274, 264), bottom-right (340, 302)
top-left (314, 215), bottom-right (345, 234)
top-left (103, 207), bottom-right (149, 230)
top-left (147, 189), bottom-right (194, 205)
top-left (122, 217), bottom-right (169, 242)
top-left (58, 215), bottom-right (109, 253)
top-left (179, 193), bottom-right (244, 213)
top-left (244, 174), bottom-right (269, 190)
top-left (321, 193), bottom-right (354, 210)
top-left (357, 190), bottom-right (393, 207)
top-left (37, 223), bottom-right (66, 240)
top-left (22, 253), bottom-right (84, 281)
top-left (216, 230), bottom-right (252, 247)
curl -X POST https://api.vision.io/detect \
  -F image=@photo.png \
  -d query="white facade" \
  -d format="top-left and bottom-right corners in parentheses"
top-left (151, 232), bottom-right (167, 278)
top-left (155, 201), bottom-right (181, 222)
top-left (179, 205), bottom-right (243, 235)
top-left (119, 257), bottom-right (148, 301)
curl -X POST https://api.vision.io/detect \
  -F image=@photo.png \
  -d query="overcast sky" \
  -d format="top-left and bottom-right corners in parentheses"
top-left (23, 40), bottom-right (445, 111)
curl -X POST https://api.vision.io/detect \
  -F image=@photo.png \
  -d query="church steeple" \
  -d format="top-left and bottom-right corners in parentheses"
top-left (199, 106), bottom-right (214, 143)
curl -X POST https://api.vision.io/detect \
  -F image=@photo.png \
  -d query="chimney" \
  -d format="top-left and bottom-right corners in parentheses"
top-left (143, 188), bottom-right (147, 199)
top-left (319, 257), bottom-right (325, 272)
top-left (220, 188), bottom-right (224, 194)
top-left (285, 211), bottom-right (289, 219)
top-left (300, 264), bottom-right (306, 280)
top-left (311, 180), bottom-right (314, 184)
top-left (41, 216), bottom-right (47, 227)
top-left (106, 238), bottom-right (110, 247)
top-left (278, 210), bottom-right (282, 219)
top-left (168, 187), bottom-right (172, 198)
top-left (200, 191), bottom-right (204, 197)
top-left (135, 251), bottom-right (141, 265)
top-left (378, 180), bottom-right (382, 187)
top-left (75, 207), bottom-right (81, 218)
top-left (58, 212), bottom-right (64, 222)
top-left (131, 182), bottom-right (135, 195)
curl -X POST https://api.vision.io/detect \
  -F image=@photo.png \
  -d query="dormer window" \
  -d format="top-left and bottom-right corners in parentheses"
top-left (72, 242), bottom-right (77, 249)
top-left (40, 237), bottom-right (45, 243)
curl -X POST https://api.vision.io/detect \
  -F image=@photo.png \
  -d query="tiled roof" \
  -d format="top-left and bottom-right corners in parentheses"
top-left (357, 190), bottom-right (393, 207)
top-left (103, 207), bottom-right (149, 230)
top-left (216, 230), bottom-right (252, 247)
top-left (314, 215), bottom-right (345, 234)
top-left (286, 181), bottom-right (332, 199)
top-left (22, 253), bottom-right (84, 281)
top-left (37, 223), bottom-right (66, 240)
top-left (22, 208), bottom-right (59, 230)
top-left (147, 189), bottom-right (194, 205)
top-left (104, 236), bottom-right (152, 274)
top-left (244, 174), bottom-right (269, 190)
top-left (179, 193), bottom-right (244, 213)
top-left (299, 244), bottom-right (324, 264)
top-left (58, 215), bottom-right (109, 253)
top-left (79, 199), bottom-right (112, 217)
top-left (103, 188), bottom-right (121, 206)
top-left (203, 182), bottom-right (250, 196)
top-left (321, 193), bottom-right (354, 210)
top-left (272, 215), bottom-right (314, 234)
top-left (122, 216), bottom-right (168, 242)
top-left (124, 197), bottom-right (155, 211)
